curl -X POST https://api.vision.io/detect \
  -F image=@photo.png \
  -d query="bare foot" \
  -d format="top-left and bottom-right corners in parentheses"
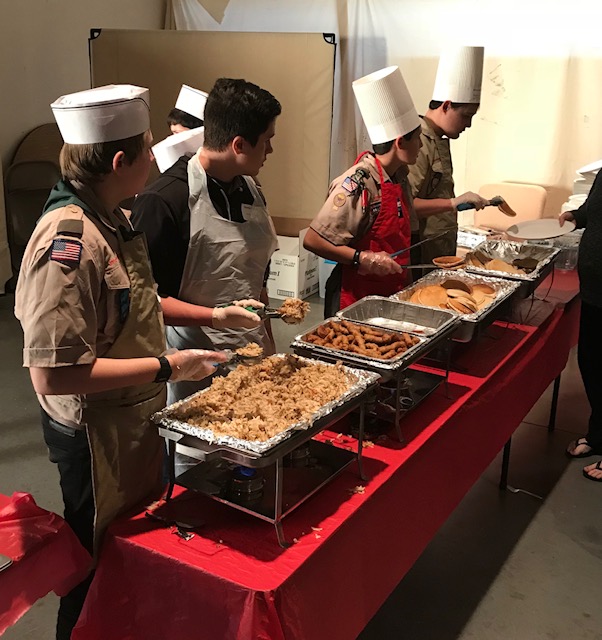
top-left (566, 438), bottom-right (594, 458)
top-left (583, 460), bottom-right (602, 482)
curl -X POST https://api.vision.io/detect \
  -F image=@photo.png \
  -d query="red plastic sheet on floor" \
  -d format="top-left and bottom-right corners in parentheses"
top-left (74, 288), bottom-right (580, 640)
top-left (0, 492), bottom-right (92, 634)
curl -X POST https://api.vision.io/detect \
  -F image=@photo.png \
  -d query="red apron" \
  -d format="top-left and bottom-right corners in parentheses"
top-left (339, 153), bottom-right (411, 310)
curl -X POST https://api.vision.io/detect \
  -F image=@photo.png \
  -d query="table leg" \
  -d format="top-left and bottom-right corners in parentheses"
top-left (165, 439), bottom-right (176, 501)
top-left (499, 438), bottom-right (511, 491)
top-left (548, 374), bottom-right (562, 433)
top-left (357, 401), bottom-right (366, 481)
top-left (274, 457), bottom-right (291, 548)
top-left (394, 374), bottom-right (405, 444)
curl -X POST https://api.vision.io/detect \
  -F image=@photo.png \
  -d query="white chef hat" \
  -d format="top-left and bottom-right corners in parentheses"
top-left (174, 84), bottom-right (208, 120)
top-left (51, 85), bottom-right (150, 144)
top-left (432, 46), bottom-right (485, 104)
top-left (352, 66), bottom-right (420, 144)
top-left (152, 127), bottom-right (205, 173)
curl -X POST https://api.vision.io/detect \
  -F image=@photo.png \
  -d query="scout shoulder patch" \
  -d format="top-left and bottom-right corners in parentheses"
top-left (341, 176), bottom-right (359, 194)
top-left (50, 238), bottom-right (82, 267)
top-left (333, 193), bottom-right (347, 208)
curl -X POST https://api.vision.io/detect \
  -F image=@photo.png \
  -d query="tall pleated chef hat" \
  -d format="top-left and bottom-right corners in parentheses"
top-left (152, 126), bottom-right (205, 173)
top-left (174, 84), bottom-right (208, 119)
top-left (432, 46), bottom-right (485, 104)
top-left (352, 66), bottom-right (420, 144)
top-left (51, 85), bottom-right (150, 144)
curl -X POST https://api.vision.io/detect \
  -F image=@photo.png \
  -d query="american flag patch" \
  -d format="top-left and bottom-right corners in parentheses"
top-left (341, 176), bottom-right (359, 193)
top-left (50, 238), bottom-right (82, 267)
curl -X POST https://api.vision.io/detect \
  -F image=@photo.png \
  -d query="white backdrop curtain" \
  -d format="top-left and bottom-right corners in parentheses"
top-left (172, 0), bottom-right (602, 216)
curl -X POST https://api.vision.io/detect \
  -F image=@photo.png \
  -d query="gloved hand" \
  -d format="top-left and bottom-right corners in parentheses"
top-left (165, 349), bottom-right (228, 382)
top-left (211, 304), bottom-right (263, 329)
top-left (358, 251), bottom-right (402, 276)
top-left (559, 211), bottom-right (575, 227)
top-left (451, 191), bottom-right (489, 211)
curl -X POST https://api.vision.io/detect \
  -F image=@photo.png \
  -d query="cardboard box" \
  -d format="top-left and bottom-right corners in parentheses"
top-left (267, 228), bottom-right (319, 300)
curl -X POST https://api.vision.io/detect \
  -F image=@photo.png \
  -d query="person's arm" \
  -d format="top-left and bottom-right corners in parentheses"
top-left (29, 349), bottom-right (227, 396)
top-left (303, 227), bottom-right (356, 264)
top-left (413, 192), bottom-right (488, 218)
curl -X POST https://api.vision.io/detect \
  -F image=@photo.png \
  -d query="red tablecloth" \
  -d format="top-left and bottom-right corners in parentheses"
top-left (0, 492), bottom-right (92, 634)
top-left (74, 277), bottom-right (580, 640)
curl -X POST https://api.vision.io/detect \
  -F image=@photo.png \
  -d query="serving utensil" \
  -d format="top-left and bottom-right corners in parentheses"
top-left (456, 195), bottom-right (517, 217)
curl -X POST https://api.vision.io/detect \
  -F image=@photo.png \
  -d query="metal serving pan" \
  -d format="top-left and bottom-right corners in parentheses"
top-left (464, 240), bottom-right (560, 297)
top-left (152, 354), bottom-right (379, 456)
top-left (391, 270), bottom-right (520, 342)
top-left (336, 296), bottom-right (459, 339)
top-left (291, 317), bottom-right (436, 375)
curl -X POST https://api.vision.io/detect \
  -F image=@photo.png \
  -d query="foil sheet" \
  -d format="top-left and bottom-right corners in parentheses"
top-left (391, 269), bottom-right (520, 324)
top-left (336, 296), bottom-right (458, 338)
top-left (291, 318), bottom-right (429, 372)
top-left (464, 240), bottom-right (559, 282)
top-left (151, 354), bottom-right (379, 455)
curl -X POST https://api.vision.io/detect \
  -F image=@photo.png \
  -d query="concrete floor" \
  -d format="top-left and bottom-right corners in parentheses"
top-left (1, 292), bottom-right (601, 640)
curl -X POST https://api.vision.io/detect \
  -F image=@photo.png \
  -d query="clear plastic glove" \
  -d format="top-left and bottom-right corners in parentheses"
top-left (231, 299), bottom-right (264, 309)
top-left (451, 191), bottom-right (489, 211)
top-left (211, 305), bottom-right (263, 329)
top-left (559, 211), bottom-right (575, 227)
top-left (358, 250), bottom-right (402, 276)
top-left (165, 349), bottom-right (228, 382)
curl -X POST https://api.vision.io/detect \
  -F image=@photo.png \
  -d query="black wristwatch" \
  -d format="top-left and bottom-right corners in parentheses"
top-left (154, 356), bottom-right (172, 383)
top-left (351, 249), bottom-right (362, 269)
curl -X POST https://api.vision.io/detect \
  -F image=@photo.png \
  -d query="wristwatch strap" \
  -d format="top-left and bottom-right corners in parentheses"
top-left (154, 356), bottom-right (172, 383)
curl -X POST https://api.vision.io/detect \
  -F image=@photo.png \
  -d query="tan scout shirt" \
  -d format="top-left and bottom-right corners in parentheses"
top-left (311, 153), bottom-right (417, 247)
top-left (15, 193), bottom-right (131, 429)
top-left (408, 117), bottom-right (457, 238)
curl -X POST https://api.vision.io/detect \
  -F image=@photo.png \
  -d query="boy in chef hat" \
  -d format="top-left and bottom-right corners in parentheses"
top-left (305, 66), bottom-right (423, 315)
top-left (15, 84), bottom-right (231, 639)
top-left (167, 83), bottom-right (208, 133)
top-left (408, 45), bottom-right (488, 262)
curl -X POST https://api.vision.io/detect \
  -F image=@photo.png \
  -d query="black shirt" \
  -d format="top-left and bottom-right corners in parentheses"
top-left (573, 169), bottom-right (602, 307)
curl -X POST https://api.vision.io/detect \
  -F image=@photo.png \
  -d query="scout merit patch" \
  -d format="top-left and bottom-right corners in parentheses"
top-left (50, 238), bottom-right (82, 267)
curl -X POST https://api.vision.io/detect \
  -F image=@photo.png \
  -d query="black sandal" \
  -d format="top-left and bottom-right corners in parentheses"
top-left (566, 438), bottom-right (595, 459)
top-left (582, 460), bottom-right (602, 482)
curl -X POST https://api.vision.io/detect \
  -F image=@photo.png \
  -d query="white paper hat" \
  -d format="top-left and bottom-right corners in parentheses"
top-left (432, 46), bottom-right (484, 104)
top-left (152, 127), bottom-right (205, 173)
top-left (352, 66), bottom-right (420, 144)
top-left (51, 85), bottom-right (150, 144)
top-left (174, 84), bottom-right (208, 120)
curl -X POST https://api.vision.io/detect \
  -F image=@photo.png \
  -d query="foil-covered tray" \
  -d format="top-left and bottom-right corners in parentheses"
top-left (464, 240), bottom-right (559, 283)
top-left (151, 354), bottom-right (379, 455)
top-left (291, 317), bottom-right (428, 372)
top-left (336, 296), bottom-right (459, 338)
top-left (391, 270), bottom-right (520, 342)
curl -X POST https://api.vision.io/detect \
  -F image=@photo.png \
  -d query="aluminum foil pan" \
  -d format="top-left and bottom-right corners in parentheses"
top-left (464, 240), bottom-right (560, 282)
top-left (291, 317), bottom-right (428, 372)
top-left (151, 354), bottom-right (379, 455)
top-left (336, 296), bottom-right (458, 338)
top-left (391, 269), bottom-right (520, 324)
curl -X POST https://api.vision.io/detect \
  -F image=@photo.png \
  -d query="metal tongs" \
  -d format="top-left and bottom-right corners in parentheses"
top-left (221, 349), bottom-right (264, 365)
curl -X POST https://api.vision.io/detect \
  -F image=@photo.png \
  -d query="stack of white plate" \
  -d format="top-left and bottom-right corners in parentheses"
top-left (561, 158), bottom-right (602, 212)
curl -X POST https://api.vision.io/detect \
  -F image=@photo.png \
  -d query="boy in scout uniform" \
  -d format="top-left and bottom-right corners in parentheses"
top-left (14, 85), bottom-right (234, 640)
top-left (304, 66), bottom-right (422, 316)
top-left (408, 46), bottom-right (488, 262)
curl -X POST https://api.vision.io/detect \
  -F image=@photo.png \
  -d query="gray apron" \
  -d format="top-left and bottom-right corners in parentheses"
top-left (166, 156), bottom-right (277, 402)
top-left (82, 208), bottom-right (167, 556)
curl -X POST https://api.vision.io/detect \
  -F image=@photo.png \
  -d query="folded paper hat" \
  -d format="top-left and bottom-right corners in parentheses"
top-left (352, 66), bottom-right (420, 144)
top-left (175, 84), bottom-right (208, 119)
top-left (51, 85), bottom-right (150, 144)
top-left (152, 126), bottom-right (205, 173)
top-left (432, 46), bottom-right (484, 104)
